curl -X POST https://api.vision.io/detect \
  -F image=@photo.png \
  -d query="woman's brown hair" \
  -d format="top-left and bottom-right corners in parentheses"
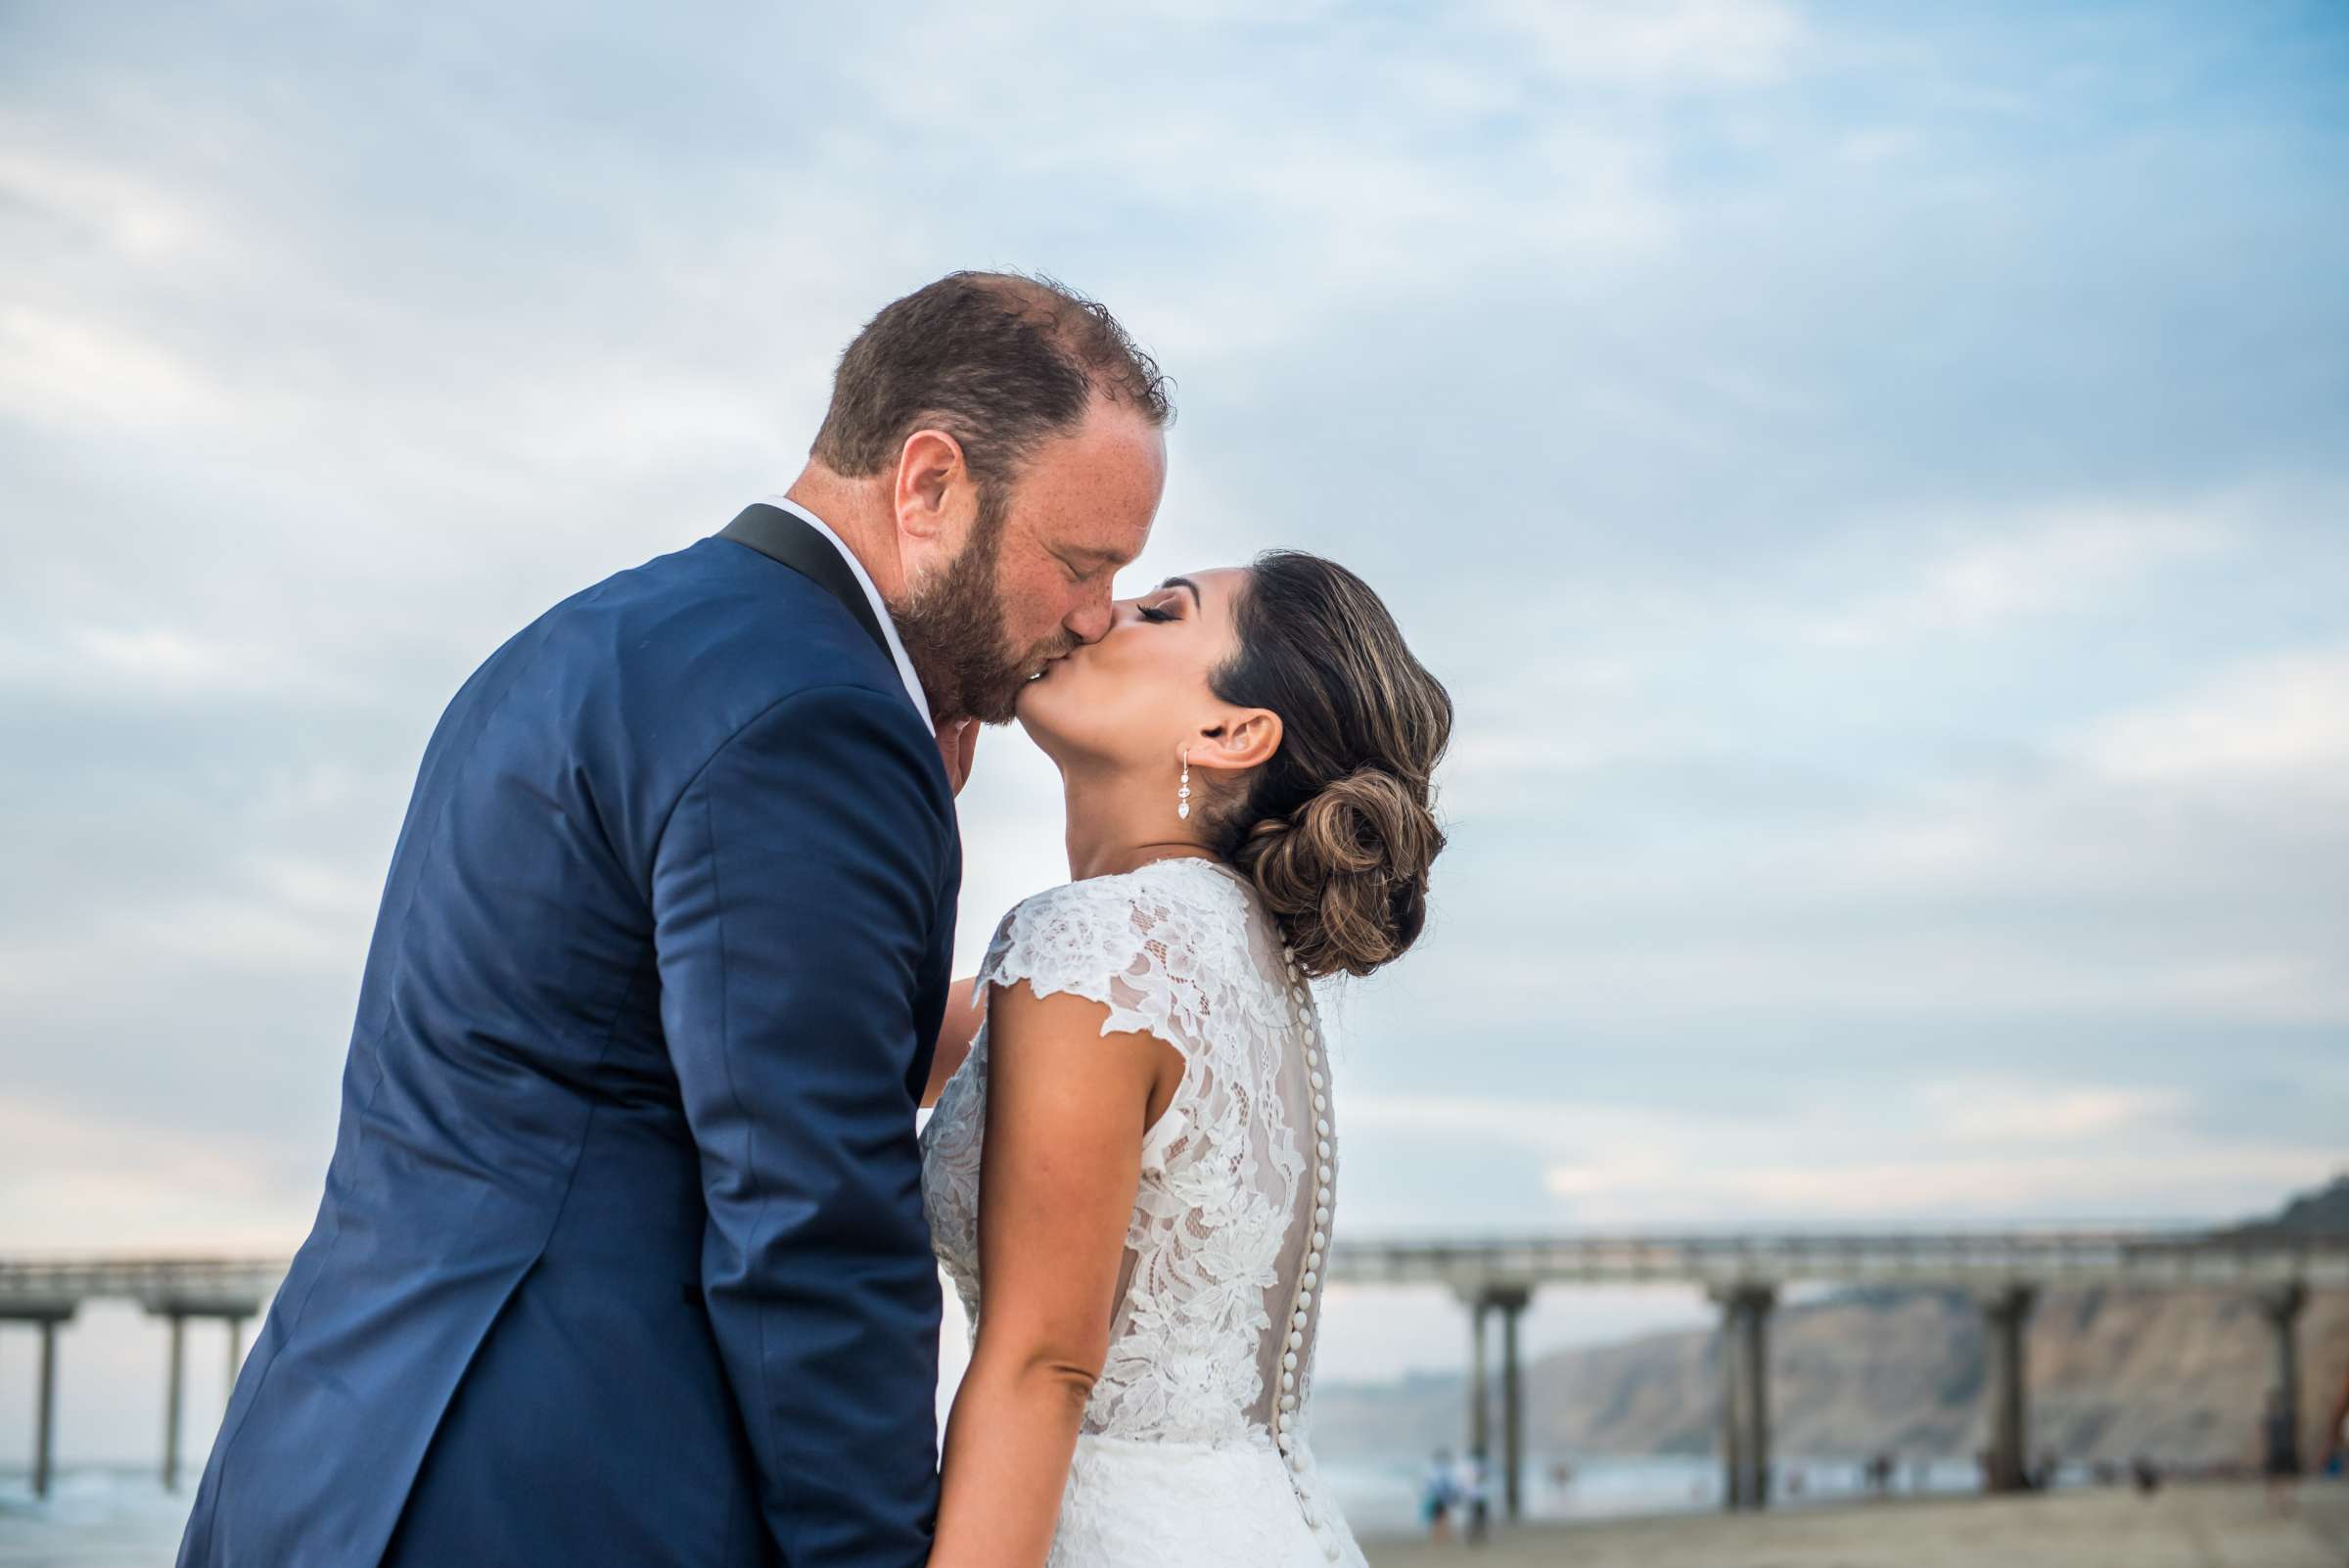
top-left (1204, 551), bottom-right (1452, 979)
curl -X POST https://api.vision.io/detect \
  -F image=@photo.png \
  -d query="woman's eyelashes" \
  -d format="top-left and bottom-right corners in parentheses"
top-left (1136, 601), bottom-right (1177, 623)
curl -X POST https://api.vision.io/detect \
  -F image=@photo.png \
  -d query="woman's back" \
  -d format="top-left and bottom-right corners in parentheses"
top-left (921, 856), bottom-right (1362, 1565)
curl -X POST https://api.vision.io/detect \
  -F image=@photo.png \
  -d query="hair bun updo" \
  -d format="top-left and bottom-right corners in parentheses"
top-left (1236, 766), bottom-right (1446, 980)
top-left (1199, 551), bottom-right (1453, 981)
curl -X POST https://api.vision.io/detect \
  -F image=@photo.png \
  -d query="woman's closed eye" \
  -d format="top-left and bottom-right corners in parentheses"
top-left (1137, 601), bottom-right (1178, 624)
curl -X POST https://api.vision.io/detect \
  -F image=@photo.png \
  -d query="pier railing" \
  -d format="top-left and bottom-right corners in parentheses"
top-left (0, 1256), bottom-right (287, 1314)
top-left (1324, 1228), bottom-right (2349, 1291)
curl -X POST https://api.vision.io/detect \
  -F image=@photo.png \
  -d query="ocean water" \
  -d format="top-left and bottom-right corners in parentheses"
top-left (0, 1454), bottom-right (2005, 1563)
top-left (0, 1470), bottom-right (191, 1568)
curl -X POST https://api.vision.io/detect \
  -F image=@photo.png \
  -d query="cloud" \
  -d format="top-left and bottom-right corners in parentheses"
top-left (1345, 1087), bottom-right (2336, 1229)
top-left (1698, 1147), bottom-right (2333, 1222)
top-left (2072, 645), bottom-right (2349, 789)
top-left (1479, 0), bottom-right (1805, 86)
top-left (0, 306), bottom-right (228, 429)
top-left (0, 144), bottom-right (233, 265)
top-left (1801, 509), bottom-right (2233, 648)
top-left (1919, 1079), bottom-right (2184, 1143)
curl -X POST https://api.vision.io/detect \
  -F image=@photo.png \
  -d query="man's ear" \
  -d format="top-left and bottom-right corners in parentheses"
top-left (1195, 709), bottom-right (1282, 772)
top-left (894, 428), bottom-right (970, 544)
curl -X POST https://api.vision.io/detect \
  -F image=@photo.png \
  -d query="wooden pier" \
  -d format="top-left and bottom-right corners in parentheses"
top-left (1325, 1227), bottom-right (2349, 1519)
top-left (3, 1229), bottom-right (2338, 1508)
top-left (0, 1257), bottom-right (282, 1496)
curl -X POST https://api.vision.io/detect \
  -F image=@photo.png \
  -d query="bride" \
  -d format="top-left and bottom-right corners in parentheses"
top-left (918, 549), bottom-right (1451, 1568)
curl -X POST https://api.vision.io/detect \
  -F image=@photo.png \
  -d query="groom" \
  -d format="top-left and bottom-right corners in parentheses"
top-left (176, 273), bottom-right (1171, 1568)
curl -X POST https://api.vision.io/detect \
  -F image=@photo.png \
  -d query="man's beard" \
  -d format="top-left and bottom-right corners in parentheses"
top-left (893, 493), bottom-right (1070, 725)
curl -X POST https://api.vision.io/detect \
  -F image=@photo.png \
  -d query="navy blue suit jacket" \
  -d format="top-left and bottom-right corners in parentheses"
top-left (177, 531), bottom-right (957, 1568)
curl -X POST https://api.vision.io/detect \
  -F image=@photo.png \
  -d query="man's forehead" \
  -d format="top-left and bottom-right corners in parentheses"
top-left (1023, 409), bottom-right (1163, 558)
top-left (1040, 504), bottom-right (1151, 563)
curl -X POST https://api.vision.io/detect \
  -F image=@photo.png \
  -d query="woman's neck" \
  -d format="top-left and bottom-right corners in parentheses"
top-left (1060, 764), bottom-right (1217, 882)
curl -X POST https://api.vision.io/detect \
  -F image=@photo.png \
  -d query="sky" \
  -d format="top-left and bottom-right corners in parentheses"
top-left (2, 0), bottom-right (2346, 1466)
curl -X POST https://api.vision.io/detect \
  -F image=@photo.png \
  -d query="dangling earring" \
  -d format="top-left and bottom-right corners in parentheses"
top-left (1176, 748), bottom-right (1192, 821)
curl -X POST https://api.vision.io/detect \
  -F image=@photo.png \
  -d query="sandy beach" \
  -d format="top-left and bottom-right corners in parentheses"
top-left (1364, 1480), bottom-right (2349, 1568)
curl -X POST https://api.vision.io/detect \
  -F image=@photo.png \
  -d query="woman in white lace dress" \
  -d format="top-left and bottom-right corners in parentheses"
top-left (918, 551), bottom-right (1451, 1568)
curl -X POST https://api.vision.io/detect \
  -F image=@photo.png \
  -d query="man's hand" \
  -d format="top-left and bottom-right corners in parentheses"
top-left (936, 718), bottom-right (980, 797)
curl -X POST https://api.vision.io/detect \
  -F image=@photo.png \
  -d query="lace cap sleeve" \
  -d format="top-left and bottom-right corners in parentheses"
top-left (977, 867), bottom-right (1225, 1058)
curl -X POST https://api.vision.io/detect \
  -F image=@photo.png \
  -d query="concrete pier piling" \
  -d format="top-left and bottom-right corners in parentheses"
top-left (2256, 1281), bottom-right (2307, 1474)
top-left (163, 1311), bottom-right (185, 1491)
top-left (1979, 1284), bottom-right (2036, 1494)
top-left (34, 1315), bottom-right (58, 1499)
top-left (1459, 1284), bottom-right (1534, 1519)
top-left (2, 1301), bottom-right (76, 1499)
top-left (1491, 1286), bottom-right (1531, 1519)
top-left (1466, 1292), bottom-right (1491, 1462)
top-left (153, 1300), bottom-right (259, 1490)
top-left (1712, 1284), bottom-right (1776, 1510)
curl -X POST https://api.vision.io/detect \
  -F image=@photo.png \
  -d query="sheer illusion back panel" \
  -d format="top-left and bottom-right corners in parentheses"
top-left (1082, 864), bottom-right (1326, 1439)
top-left (917, 858), bottom-right (1370, 1565)
top-left (1243, 896), bottom-right (1319, 1432)
top-left (928, 859), bottom-right (1323, 1446)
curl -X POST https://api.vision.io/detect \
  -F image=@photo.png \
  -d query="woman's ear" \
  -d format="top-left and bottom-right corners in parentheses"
top-left (1196, 709), bottom-right (1281, 772)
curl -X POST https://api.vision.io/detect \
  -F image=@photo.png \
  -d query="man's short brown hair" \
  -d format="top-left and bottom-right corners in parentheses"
top-left (810, 271), bottom-right (1173, 489)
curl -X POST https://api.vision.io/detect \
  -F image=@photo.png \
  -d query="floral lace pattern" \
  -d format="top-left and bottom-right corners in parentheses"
top-left (922, 858), bottom-right (1364, 1565)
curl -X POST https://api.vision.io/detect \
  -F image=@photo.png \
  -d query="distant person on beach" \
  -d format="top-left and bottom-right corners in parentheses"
top-left (1422, 1449), bottom-right (1457, 1541)
top-left (1458, 1450), bottom-right (1493, 1544)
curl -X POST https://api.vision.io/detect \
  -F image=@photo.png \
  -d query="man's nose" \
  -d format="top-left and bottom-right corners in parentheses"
top-left (1067, 592), bottom-right (1115, 645)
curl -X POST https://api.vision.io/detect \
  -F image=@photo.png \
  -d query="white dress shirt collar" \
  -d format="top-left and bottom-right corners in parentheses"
top-left (758, 494), bottom-right (934, 736)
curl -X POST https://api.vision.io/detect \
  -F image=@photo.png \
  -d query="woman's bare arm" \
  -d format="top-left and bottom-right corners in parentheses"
top-left (927, 982), bottom-right (1183, 1568)
top-left (921, 976), bottom-right (985, 1109)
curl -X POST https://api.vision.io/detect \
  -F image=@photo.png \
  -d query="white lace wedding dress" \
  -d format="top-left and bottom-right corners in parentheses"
top-left (921, 856), bottom-right (1366, 1567)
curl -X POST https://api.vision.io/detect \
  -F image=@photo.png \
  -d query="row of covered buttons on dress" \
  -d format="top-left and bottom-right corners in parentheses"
top-left (1267, 941), bottom-right (1343, 1561)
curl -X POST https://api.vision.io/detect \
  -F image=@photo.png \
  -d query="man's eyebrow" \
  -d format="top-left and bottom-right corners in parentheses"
top-left (1159, 576), bottom-right (1202, 609)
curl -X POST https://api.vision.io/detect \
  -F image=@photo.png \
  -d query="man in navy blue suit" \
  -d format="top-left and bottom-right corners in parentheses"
top-left (176, 273), bottom-right (1171, 1568)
